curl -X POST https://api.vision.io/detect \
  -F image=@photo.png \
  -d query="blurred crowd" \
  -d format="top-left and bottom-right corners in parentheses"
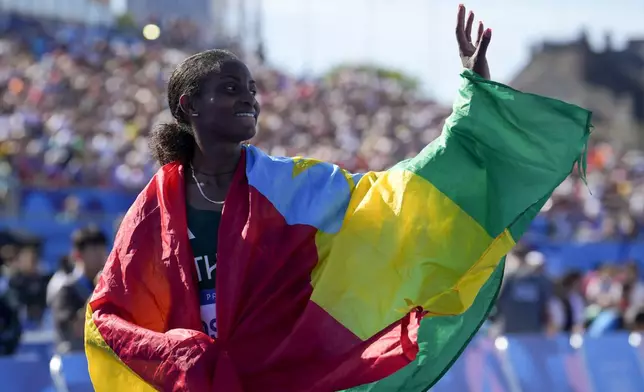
top-left (0, 14), bottom-right (642, 243)
top-left (492, 249), bottom-right (644, 338)
top-left (0, 226), bottom-right (106, 355)
top-left (0, 12), bottom-right (643, 357)
top-left (538, 144), bottom-right (644, 243)
top-left (0, 14), bottom-right (447, 193)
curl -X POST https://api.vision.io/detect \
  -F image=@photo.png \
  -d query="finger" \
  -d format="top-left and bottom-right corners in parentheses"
top-left (476, 28), bottom-right (492, 59)
top-left (475, 21), bottom-right (485, 46)
top-left (455, 4), bottom-right (468, 50)
top-left (465, 11), bottom-right (474, 45)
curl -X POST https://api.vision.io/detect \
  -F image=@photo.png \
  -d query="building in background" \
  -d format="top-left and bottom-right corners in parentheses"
top-left (0, 0), bottom-right (113, 25)
top-left (125, 0), bottom-right (217, 40)
top-left (511, 32), bottom-right (644, 151)
top-left (126, 0), bottom-right (263, 54)
top-left (126, 0), bottom-right (210, 26)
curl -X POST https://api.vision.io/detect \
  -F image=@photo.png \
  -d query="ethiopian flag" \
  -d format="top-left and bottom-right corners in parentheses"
top-left (85, 70), bottom-right (591, 392)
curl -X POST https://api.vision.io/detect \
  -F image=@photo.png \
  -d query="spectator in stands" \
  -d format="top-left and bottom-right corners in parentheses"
top-left (585, 264), bottom-right (621, 311)
top-left (0, 288), bottom-right (22, 356)
top-left (496, 251), bottom-right (553, 334)
top-left (617, 262), bottom-right (644, 315)
top-left (547, 271), bottom-right (586, 335)
top-left (615, 266), bottom-right (644, 333)
top-left (626, 308), bottom-right (644, 332)
top-left (50, 226), bottom-right (107, 353)
top-left (6, 244), bottom-right (48, 328)
top-left (46, 255), bottom-right (74, 307)
top-left (55, 196), bottom-right (81, 222)
top-left (0, 256), bottom-right (22, 356)
top-left (585, 263), bottom-right (644, 336)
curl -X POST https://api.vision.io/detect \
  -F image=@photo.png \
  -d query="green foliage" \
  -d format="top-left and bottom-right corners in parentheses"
top-left (324, 64), bottom-right (420, 91)
top-left (115, 13), bottom-right (137, 31)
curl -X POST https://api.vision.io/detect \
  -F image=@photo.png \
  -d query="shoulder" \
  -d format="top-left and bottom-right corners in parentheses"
top-left (245, 144), bottom-right (364, 189)
top-left (243, 145), bottom-right (364, 233)
top-left (245, 145), bottom-right (336, 175)
top-left (50, 279), bottom-right (77, 307)
top-left (46, 271), bottom-right (67, 303)
top-left (119, 164), bottom-right (175, 231)
top-left (58, 272), bottom-right (93, 299)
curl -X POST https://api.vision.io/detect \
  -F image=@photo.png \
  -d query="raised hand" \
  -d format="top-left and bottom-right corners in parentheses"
top-left (455, 4), bottom-right (492, 79)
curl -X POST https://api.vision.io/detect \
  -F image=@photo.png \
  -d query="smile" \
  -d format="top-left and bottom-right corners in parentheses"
top-left (235, 113), bottom-right (255, 117)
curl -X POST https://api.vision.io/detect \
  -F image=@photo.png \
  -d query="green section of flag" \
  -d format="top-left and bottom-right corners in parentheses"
top-left (400, 69), bottom-right (591, 238)
top-left (344, 70), bottom-right (591, 392)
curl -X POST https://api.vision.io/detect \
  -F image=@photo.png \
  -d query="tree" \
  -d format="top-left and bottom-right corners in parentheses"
top-left (324, 64), bottom-right (420, 92)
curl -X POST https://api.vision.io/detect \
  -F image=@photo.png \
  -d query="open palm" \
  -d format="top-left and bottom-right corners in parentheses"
top-left (456, 5), bottom-right (492, 80)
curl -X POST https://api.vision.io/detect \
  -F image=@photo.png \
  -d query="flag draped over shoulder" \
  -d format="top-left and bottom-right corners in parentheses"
top-left (85, 69), bottom-right (591, 392)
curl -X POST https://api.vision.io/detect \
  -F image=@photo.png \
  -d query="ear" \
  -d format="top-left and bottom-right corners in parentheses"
top-left (179, 94), bottom-right (197, 117)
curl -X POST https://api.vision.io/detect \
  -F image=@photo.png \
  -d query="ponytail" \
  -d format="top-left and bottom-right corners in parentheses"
top-left (149, 122), bottom-right (195, 165)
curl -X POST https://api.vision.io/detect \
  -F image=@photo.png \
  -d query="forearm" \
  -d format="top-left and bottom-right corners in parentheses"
top-left (86, 303), bottom-right (216, 391)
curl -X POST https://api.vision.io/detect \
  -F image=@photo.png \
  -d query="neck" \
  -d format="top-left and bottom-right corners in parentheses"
top-left (191, 143), bottom-right (242, 175)
top-left (76, 262), bottom-right (95, 282)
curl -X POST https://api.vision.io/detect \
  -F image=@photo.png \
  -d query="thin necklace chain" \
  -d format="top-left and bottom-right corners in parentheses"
top-left (190, 165), bottom-right (225, 205)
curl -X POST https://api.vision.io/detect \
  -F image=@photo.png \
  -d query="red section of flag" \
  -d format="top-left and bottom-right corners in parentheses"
top-left (90, 160), bottom-right (215, 391)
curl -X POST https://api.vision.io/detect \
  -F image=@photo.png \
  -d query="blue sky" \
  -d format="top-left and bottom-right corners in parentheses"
top-left (113, 0), bottom-right (644, 103)
top-left (261, 0), bottom-right (644, 103)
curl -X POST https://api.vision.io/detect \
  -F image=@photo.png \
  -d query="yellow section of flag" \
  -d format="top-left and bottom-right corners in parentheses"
top-left (312, 169), bottom-right (515, 340)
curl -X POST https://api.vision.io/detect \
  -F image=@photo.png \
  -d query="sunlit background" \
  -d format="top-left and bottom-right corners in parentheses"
top-left (0, 0), bottom-right (643, 391)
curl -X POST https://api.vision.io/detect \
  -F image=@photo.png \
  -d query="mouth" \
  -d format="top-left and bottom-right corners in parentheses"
top-left (235, 112), bottom-right (256, 118)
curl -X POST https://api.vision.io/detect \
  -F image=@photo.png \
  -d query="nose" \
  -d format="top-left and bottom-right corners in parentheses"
top-left (240, 89), bottom-right (255, 105)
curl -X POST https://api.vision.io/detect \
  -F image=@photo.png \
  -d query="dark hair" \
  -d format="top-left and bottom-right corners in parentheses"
top-left (149, 49), bottom-right (239, 165)
top-left (635, 311), bottom-right (644, 325)
top-left (553, 270), bottom-right (583, 299)
top-left (625, 261), bottom-right (639, 274)
top-left (560, 271), bottom-right (582, 289)
top-left (57, 255), bottom-right (74, 274)
top-left (72, 226), bottom-right (107, 252)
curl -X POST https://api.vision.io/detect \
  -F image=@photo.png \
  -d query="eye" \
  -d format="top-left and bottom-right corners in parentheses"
top-left (250, 89), bottom-right (257, 96)
top-left (225, 84), bottom-right (236, 92)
